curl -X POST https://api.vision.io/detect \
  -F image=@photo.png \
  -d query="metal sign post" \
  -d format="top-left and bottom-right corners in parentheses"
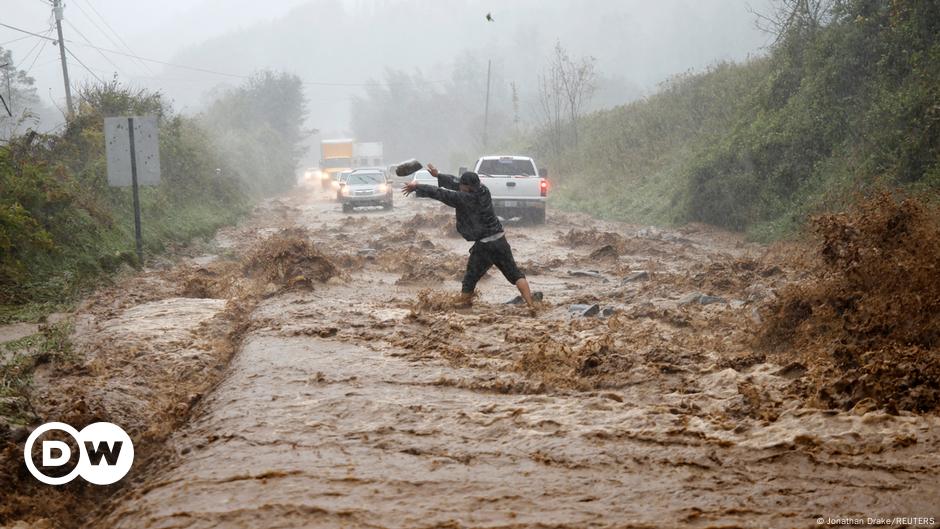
top-left (104, 116), bottom-right (160, 264)
top-left (128, 117), bottom-right (143, 262)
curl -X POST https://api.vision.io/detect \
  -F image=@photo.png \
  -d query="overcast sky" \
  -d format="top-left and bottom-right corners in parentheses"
top-left (2, 0), bottom-right (774, 133)
top-left (3, 0), bottom-right (310, 109)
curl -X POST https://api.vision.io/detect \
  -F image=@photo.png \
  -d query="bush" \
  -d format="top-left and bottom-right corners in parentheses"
top-left (536, 0), bottom-right (940, 239)
top-left (760, 192), bottom-right (940, 412)
top-left (0, 82), bottom-right (253, 313)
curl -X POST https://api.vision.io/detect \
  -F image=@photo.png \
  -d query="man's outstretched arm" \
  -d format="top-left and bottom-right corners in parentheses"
top-left (401, 179), bottom-right (471, 209)
top-left (427, 163), bottom-right (460, 191)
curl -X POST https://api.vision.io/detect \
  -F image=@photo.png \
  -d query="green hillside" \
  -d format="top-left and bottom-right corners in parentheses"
top-left (542, 0), bottom-right (940, 240)
top-left (0, 73), bottom-right (305, 321)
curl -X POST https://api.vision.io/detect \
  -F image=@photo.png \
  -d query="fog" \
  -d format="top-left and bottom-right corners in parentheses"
top-left (3, 0), bottom-right (773, 161)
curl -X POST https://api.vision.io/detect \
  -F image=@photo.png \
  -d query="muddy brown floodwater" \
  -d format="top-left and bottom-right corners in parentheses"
top-left (88, 186), bottom-right (940, 528)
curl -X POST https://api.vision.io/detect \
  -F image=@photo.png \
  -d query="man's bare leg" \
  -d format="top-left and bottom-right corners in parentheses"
top-left (515, 278), bottom-right (535, 307)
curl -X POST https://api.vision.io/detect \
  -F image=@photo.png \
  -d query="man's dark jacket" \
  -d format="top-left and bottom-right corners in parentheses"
top-left (415, 173), bottom-right (503, 242)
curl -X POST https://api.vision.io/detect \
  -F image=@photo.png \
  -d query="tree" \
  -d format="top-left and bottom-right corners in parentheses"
top-left (0, 47), bottom-right (45, 141)
top-left (750, 0), bottom-right (844, 44)
top-left (536, 41), bottom-right (597, 155)
top-left (537, 50), bottom-right (566, 156)
top-left (201, 70), bottom-right (307, 194)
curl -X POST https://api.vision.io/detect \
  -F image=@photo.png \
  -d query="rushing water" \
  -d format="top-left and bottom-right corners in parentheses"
top-left (92, 193), bottom-right (940, 528)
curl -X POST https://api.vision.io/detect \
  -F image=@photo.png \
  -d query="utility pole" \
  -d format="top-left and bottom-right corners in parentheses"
top-left (482, 59), bottom-right (491, 150)
top-left (2, 63), bottom-right (12, 113)
top-left (0, 62), bottom-right (11, 118)
top-left (53, 0), bottom-right (74, 116)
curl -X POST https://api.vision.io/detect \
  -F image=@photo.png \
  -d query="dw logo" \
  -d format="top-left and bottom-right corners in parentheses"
top-left (23, 422), bottom-right (134, 485)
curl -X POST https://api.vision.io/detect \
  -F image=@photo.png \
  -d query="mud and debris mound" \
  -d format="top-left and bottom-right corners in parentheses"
top-left (395, 258), bottom-right (465, 285)
top-left (375, 246), bottom-right (464, 285)
top-left (516, 333), bottom-right (631, 390)
top-left (760, 193), bottom-right (940, 412)
top-left (670, 257), bottom-right (780, 297)
top-left (410, 289), bottom-right (473, 313)
top-left (589, 244), bottom-right (621, 260)
top-left (407, 212), bottom-right (451, 228)
top-left (179, 263), bottom-right (241, 299)
top-left (179, 229), bottom-right (344, 298)
top-left (243, 228), bottom-right (340, 290)
top-left (559, 228), bottom-right (677, 261)
top-left (559, 228), bottom-right (627, 249)
top-left (404, 211), bottom-right (460, 238)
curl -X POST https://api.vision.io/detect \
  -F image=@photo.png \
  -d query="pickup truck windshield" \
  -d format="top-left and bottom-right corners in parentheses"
top-left (347, 173), bottom-right (384, 185)
top-left (477, 159), bottom-right (536, 176)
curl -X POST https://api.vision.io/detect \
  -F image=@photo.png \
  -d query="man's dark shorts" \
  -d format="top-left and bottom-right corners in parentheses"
top-left (462, 236), bottom-right (525, 293)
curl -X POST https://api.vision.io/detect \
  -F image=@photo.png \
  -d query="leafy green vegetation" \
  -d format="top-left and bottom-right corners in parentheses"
top-left (1, 73), bottom-right (306, 320)
top-left (537, 0), bottom-right (940, 239)
top-left (0, 321), bottom-right (74, 425)
top-left (201, 71), bottom-right (307, 195)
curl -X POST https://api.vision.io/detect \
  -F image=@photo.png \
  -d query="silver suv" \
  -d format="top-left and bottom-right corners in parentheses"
top-left (339, 169), bottom-right (393, 212)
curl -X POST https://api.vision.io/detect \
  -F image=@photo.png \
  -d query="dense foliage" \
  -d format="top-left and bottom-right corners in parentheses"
top-left (201, 71), bottom-right (307, 194)
top-left (540, 0), bottom-right (940, 239)
top-left (1, 73), bottom-right (306, 317)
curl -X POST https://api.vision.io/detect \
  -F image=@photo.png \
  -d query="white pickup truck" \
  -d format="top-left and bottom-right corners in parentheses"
top-left (468, 155), bottom-right (548, 224)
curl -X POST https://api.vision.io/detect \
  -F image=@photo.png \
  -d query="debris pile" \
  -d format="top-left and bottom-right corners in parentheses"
top-left (243, 228), bottom-right (340, 290)
top-left (761, 193), bottom-right (940, 412)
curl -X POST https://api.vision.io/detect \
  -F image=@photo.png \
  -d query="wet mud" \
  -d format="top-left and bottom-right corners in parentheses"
top-left (9, 189), bottom-right (940, 528)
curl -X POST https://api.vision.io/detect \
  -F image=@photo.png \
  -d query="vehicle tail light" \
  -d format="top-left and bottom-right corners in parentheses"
top-left (540, 178), bottom-right (549, 197)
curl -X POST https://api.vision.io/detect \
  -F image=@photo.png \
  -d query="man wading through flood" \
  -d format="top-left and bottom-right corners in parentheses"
top-left (402, 163), bottom-right (539, 309)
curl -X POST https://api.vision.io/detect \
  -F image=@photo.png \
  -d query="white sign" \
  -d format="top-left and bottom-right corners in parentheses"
top-left (105, 116), bottom-right (161, 187)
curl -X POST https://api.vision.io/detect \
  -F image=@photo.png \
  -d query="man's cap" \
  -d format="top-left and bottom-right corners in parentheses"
top-left (459, 171), bottom-right (481, 188)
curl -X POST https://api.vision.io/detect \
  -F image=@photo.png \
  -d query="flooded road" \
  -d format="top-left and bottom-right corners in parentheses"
top-left (90, 188), bottom-right (940, 528)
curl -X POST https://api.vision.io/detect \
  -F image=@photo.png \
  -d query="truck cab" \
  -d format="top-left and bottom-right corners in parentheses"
top-left (473, 155), bottom-right (548, 224)
top-left (320, 139), bottom-right (354, 188)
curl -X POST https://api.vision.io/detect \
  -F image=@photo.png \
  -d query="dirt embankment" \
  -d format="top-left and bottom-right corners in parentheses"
top-left (761, 192), bottom-right (940, 413)
top-left (0, 199), bottom-right (342, 528)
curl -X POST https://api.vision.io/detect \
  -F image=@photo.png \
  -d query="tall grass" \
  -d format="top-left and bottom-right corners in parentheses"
top-left (536, 0), bottom-right (940, 240)
top-left (1, 76), bottom-right (304, 320)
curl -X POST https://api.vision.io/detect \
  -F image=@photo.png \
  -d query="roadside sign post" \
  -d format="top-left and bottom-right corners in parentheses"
top-left (128, 118), bottom-right (143, 262)
top-left (104, 116), bottom-right (160, 265)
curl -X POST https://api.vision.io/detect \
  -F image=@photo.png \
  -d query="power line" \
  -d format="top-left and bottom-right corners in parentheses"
top-left (1, 34), bottom-right (34, 47)
top-left (14, 26), bottom-right (54, 68)
top-left (0, 23), bottom-right (55, 42)
top-left (73, 0), bottom-right (155, 76)
top-left (70, 0), bottom-right (132, 55)
top-left (13, 27), bottom-right (52, 70)
top-left (0, 93), bottom-right (12, 117)
top-left (23, 35), bottom-right (51, 76)
top-left (64, 47), bottom-right (105, 84)
top-left (2, 20), bottom-right (453, 88)
top-left (64, 19), bottom-right (128, 78)
top-left (30, 57), bottom-right (62, 71)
